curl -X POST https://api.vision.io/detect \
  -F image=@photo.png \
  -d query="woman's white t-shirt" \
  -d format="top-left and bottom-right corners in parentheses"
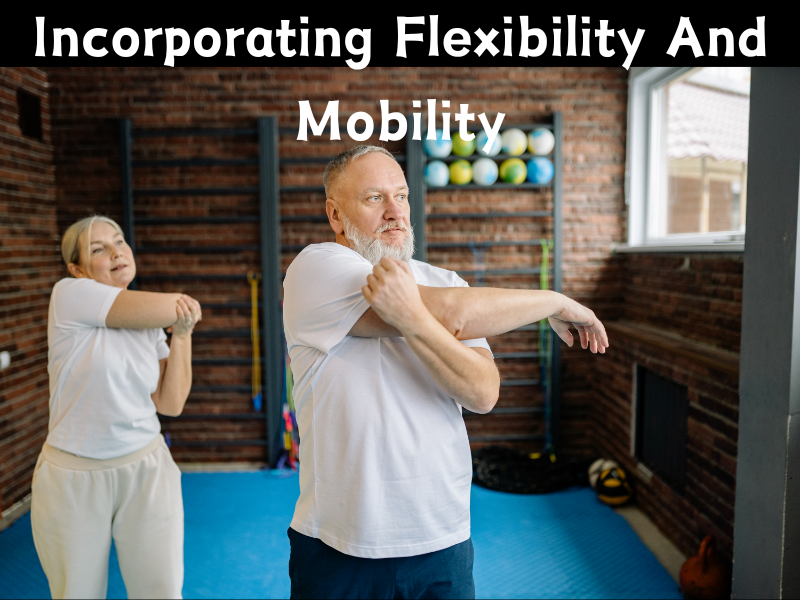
top-left (46, 278), bottom-right (169, 459)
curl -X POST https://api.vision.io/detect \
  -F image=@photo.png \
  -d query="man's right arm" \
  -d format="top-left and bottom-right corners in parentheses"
top-left (350, 285), bottom-right (608, 353)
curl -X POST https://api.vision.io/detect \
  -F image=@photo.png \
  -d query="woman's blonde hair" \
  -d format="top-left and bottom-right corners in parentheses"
top-left (61, 216), bottom-right (125, 275)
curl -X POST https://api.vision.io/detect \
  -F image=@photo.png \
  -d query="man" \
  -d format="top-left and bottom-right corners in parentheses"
top-left (283, 145), bottom-right (608, 599)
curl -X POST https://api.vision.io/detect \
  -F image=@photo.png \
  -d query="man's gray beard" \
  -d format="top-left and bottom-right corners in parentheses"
top-left (341, 214), bottom-right (415, 265)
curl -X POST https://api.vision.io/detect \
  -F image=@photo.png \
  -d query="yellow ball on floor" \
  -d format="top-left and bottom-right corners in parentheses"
top-left (589, 459), bottom-right (633, 506)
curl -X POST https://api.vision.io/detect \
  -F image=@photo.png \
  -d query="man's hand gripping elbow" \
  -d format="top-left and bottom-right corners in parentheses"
top-left (362, 258), bottom-right (500, 413)
top-left (361, 258), bottom-right (429, 333)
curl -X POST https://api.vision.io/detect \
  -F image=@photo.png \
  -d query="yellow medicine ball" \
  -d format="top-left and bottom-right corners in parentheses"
top-left (449, 159), bottom-right (473, 185)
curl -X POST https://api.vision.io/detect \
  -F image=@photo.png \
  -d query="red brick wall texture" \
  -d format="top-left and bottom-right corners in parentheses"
top-left (0, 67), bottom-right (62, 509)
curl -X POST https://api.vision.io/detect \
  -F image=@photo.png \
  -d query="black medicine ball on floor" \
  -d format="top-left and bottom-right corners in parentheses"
top-left (594, 466), bottom-right (633, 506)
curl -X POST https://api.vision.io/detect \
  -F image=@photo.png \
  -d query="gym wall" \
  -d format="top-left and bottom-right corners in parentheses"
top-left (43, 66), bottom-right (628, 460)
top-left (591, 252), bottom-right (743, 563)
top-left (0, 67), bottom-right (62, 510)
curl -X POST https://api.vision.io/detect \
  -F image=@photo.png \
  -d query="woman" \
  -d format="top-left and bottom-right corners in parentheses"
top-left (31, 215), bottom-right (201, 599)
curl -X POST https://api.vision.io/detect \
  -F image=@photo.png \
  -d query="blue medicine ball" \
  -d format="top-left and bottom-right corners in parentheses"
top-left (424, 130), bottom-right (452, 158)
top-left (526, 157), bottom-right (554, 184)
top-left (425, 160), bottom-right (450, 187)
top-left (475, 130), bottom-right (502, 156)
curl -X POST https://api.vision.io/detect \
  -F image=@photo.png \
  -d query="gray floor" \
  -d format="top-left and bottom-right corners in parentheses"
top-left (615, 505), bottom-right (686, 583)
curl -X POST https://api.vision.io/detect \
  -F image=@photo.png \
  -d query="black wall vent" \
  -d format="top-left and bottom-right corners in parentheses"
top-left (17, 89), bottom-right (42, 140)
top-left (635, 366), bottom-right (688, 493)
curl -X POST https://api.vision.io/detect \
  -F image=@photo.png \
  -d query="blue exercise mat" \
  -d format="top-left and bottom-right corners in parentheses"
top-left (0, 473), bottom-right (680, 599)
top-left (470, 486), bottom-right (681, 599)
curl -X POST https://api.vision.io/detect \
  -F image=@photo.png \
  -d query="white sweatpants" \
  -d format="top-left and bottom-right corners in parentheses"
top-left (30, 434), bottom-right (184, 599)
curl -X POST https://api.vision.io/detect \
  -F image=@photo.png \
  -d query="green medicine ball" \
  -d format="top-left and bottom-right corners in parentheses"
top-left (499, 158), bottom-right (527, 184)
top-left (449, 159), bottom-right (473, 185)
top-left (452, 131), bottom-right (476, 156)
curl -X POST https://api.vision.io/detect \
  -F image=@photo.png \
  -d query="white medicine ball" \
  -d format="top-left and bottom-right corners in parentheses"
top-left (528, 128), bottom-right (555, 155)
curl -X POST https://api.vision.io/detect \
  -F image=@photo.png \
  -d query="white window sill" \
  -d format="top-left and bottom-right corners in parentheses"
top-left (614, 242), bottom-right (744, 254)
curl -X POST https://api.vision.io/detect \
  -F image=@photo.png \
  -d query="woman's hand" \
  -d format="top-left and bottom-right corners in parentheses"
top-left (168, 295), bottom-right (202, 338)
top-left (154, 294), bottom-right (199, 416)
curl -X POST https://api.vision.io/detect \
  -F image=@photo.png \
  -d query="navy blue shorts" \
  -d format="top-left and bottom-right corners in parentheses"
top-left (288, 528), bottom-right (475, 599)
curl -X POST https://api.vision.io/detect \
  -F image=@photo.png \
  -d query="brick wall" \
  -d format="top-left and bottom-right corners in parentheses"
top-left (591, 252), bottom-right (743, 562)
top-left (0, 68), bottom-right (61, 509)
top-left (40, 66), bottom-right (628, 461)
top-left (621, 253), bottom-right (742, 352)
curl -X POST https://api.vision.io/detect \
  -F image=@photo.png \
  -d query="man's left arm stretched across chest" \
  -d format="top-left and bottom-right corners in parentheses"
top-left (358, 257), bottom-right (610, 415)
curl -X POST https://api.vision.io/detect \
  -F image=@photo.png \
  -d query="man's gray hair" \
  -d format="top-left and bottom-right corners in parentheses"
top-left (322, 145), bottom-right (397, 197)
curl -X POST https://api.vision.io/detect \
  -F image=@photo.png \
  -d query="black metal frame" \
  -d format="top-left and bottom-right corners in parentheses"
top-left (258, 117), bottom-right (283, 467)
top-left (119, 120), bottom-right (136, 290)
top-left (119, 118), bottom-right (284, 466)
top-left (121, 115), bottom-right (562, 458)
top-left (406, 118), bottom-right (427, 262)
top-left (407, 115), bottom-right (563, 449)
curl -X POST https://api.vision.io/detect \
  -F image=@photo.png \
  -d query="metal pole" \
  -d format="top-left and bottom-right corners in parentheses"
top-left (406, 123), bottom-right (427, 262)
top-left (258, 117), bottom-right (283, 467)
top-left (119, 118), bottom-right (137, 290)
top-left (550, 112), bottom-right (563, 450)
top-left (733, 67), bottom-right (800, 599)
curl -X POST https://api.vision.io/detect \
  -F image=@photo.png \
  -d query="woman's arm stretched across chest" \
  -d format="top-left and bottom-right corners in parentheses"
top-left (106, 290), bottom-right (188, 329)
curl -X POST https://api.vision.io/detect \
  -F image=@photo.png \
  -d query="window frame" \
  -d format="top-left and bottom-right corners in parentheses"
top-left (621, 67), bottom-right (746, 253)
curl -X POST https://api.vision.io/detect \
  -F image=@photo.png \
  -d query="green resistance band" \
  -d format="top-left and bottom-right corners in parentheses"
top-left (539, 238), bottom-right (554, 460)
top-left (538, 238), bottom-right (553, 367)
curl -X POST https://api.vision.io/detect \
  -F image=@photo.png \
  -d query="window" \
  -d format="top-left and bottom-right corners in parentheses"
top-left (625, 67), bottom-right (750, 250)
top-left (17, 88), bottom-right (43, 141)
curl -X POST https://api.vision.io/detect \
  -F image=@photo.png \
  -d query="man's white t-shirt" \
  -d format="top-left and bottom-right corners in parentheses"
top-left (46, 278), bottom-right (168, 459)
top-left (283, 242), bottom-right (492, 559)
